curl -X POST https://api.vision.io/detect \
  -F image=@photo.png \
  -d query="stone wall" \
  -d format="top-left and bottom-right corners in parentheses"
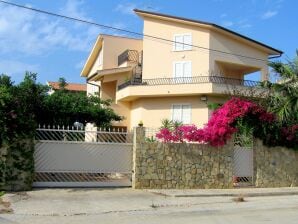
top-left (132, 128), bottom-right (234, 189)
top-left (132, 128), bottom-right (298, 189)
top-left (254, 139), bottom-right (298, 187)
top-left (0, 139), bottom-right (34, 191)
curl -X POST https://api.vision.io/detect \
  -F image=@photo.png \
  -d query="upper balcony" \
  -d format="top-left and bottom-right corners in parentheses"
top-left (116, 75), bottom-right (263, 101)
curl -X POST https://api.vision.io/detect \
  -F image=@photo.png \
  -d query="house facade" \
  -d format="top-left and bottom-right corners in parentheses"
top-left (81, 9), bottom-right (282, 129)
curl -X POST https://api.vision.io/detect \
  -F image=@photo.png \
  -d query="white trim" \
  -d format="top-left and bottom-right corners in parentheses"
top-left (171, 103), bottom-right (192, 124)
top-left (172, 61), bottom-right (192, 78)
top-left (172, 33), bottom-right (192, 51)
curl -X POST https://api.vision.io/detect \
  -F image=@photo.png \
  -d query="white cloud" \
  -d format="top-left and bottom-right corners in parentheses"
top-left (114, 3), bottom-right (136, 15)
top-left (222, 21), bottom-right (234, 27)
top-left (220, 13), bottom-right (227, 18)
top-left (63, 0), bottom-right (87, 19)
top-left (237, 19), bottom-right (252, 29)
top-left (261, 10), bottom-right (278, 19)
top-left (0, 0), bottom-right (100, 55)
top-left (0, 60), bottom-right (39, 80)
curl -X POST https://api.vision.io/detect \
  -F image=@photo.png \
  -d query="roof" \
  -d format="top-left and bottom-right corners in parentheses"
top-left (47, 81), bottom-right (87, 92)
top-left (134, 9), bottom-right (283, 55)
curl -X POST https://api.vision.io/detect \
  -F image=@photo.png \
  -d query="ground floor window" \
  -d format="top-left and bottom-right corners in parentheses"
top-left (171, 104), bottom-right (191, 124)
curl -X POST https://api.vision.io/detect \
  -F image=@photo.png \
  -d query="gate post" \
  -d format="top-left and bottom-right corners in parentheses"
top-left (85, 123), bottom-right (97, 142)
top-left (132, 127), bottom-right (145, 189)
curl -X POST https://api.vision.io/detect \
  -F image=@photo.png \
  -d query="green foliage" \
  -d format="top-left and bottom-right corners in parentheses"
top-left (0, 191), bottom-right (5, 197)
top-left (145, 136), bottom-right (157, 143)
top-left (249, 52), bottom-right (298, 150)
top-left (58, 77), bottom-right (68, 89)
top-left (266, 51), bottom-right (298, 125)
top-left (38, 90), bottom-right (122, 127)
top-left (160, 119), bottom-right (182, 131)
top-left (0, 73), bottom-right (39, 190)
top-left (207, 102), bottom-right (221, 110)
top-left (235, 118), bottom-right (253, 147)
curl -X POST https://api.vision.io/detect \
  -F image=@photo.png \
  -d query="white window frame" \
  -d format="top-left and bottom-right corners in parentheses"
top-left (173, 61), bottom-right (192, 83)
top-left (171, 103), bottom-right (192, 124)
top-left (173, 33), bottom-right (192, 51)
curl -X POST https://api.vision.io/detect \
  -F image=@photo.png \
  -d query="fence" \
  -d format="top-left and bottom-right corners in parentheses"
top-left (36, 125), bottom-right (133, 143)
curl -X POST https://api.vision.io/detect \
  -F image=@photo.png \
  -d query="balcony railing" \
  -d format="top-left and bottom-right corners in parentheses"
top-left (118, 75), bottom-right (262, 90)
top-left (118, 50), bottom-right (139, 66)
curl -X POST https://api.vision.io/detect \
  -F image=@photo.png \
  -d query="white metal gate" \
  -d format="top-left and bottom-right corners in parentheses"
top-left (233, 134), bottom-right (254, 187)
top-left (33, 127), bottom-right (133, 187)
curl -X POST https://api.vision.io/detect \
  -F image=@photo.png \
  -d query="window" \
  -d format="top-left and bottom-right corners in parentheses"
top-left (172, 104), bottom-right (191, 124)
top-left (173, 34), bottom-right (192, 51)
top-left (173, 61), bottom-right (192, 83)
top-left (173, 61), bottom-right (192, 78)
top-left (98, 49), bottom-right (103, 65)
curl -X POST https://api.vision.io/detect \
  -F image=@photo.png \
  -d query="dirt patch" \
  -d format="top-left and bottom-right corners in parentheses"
top-left (0, 197), bottom-right (13, 214)
top-left (232, 194), bottom-right (246, 202)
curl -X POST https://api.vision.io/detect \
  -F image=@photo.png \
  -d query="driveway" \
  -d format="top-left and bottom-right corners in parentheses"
top-left (0, 188), bottom-right (298, 224)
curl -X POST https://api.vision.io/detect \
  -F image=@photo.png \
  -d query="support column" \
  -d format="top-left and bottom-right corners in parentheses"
top-left (261, 67), bottom-right (269, 81)
top-left (132, 127), bottom-right (145, 189)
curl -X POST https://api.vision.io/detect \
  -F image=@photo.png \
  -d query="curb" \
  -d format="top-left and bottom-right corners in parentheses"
top-left (173, 191), bottom-right (298, 197)
top-left (148, 188), bottom-right (298, 198)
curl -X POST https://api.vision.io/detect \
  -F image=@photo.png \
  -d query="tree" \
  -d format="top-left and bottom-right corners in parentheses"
top-left (38, 89), bottom-right (122, 127)
top-left (58, 77), bottom-right (68, 90)
top-left (265, 51), bottom-right (298, 125)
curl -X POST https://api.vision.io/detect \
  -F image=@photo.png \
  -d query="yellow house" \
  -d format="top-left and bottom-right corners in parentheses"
top-left (81, 9), bottom-right (282, 130)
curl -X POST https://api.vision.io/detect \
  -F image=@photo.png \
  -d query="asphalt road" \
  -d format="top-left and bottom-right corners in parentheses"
top-left (0, 188), bottom-right (297, 224)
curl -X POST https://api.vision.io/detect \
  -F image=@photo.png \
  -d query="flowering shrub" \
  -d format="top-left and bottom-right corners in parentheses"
top-left (156, 98), bottom-right (276, 147)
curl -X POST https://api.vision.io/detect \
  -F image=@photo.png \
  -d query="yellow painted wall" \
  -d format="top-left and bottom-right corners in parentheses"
top-left (142, 16), bottom-right (269, 81)
top-left (89, 43), bottom-right (104, 76)
top-left (130, 96), bottom-right (210, 129)
top-left (101, 81), bottom-right (131, 127)
top-left (102, 35), bottom-right (143, 70)
top-left (142, 17), bottom-right (210, 79)
top-left (209, 30), bottom-right (269, 80)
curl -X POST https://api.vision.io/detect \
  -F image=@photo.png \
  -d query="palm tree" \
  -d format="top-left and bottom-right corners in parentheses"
top-left (266, 50), bottom-right (298, 125)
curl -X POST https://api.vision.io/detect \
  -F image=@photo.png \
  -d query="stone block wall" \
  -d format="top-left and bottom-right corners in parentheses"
top-left (254, 139), bottom-right (298, 187)
top-left (0, 139), bottom-right (34, 191)
top-left (132, 128), bottom-right (234, 189)
top-left (132, 128), bottom-right (298, 189)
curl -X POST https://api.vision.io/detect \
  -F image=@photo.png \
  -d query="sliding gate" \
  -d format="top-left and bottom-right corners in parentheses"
top-left (33, 127), bottom-right (133, 187)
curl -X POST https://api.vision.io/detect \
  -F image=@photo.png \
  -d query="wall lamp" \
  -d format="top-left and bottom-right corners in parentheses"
top-left (200, 95), bottom-right (208, 102)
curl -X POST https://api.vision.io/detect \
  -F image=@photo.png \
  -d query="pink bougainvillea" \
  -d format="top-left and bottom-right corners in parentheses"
top-left (156, 97), bottom-right (276, 147)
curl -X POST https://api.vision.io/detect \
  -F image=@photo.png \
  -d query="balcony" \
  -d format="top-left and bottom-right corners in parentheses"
top-left (118, 76), bottom-right (260, 90)
top-left (116, 76), bottom-right (263, 101)
top-left (118, 49), bottom-right (139, 66)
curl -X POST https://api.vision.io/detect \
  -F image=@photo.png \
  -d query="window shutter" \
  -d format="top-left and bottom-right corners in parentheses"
top-left (182, 105), bottom-right (191, 124)
top-left (174, 35), bottom-right (183, 51)
top-left (183, 61), bottom-right (192, 77)
top-left (172, 105), bottom-right (182, 122)
top-left (183, 34), bottom-right (192, 50)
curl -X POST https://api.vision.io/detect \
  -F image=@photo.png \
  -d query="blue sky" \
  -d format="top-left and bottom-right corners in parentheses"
top-left (0, 0), bottom-right (297, 84)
